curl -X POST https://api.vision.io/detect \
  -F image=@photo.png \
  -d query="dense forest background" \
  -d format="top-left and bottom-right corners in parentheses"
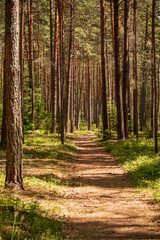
top-left (0, 1), bottom-right (160, 239)
top-left (0, 0), bottom-right (160, 145)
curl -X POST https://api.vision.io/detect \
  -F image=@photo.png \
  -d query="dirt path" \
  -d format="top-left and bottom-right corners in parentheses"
top-left (63, 135), bottom-right (160, 240)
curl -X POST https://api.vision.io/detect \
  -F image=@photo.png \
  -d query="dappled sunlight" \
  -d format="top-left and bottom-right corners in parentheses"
top-left (0, 133), bottom-right (160, 239)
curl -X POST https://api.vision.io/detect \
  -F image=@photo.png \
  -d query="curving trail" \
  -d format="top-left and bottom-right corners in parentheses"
top-left (64, 135), bottom-right (160, 240)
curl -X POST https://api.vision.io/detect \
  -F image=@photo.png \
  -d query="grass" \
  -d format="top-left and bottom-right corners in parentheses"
top-left (74, 122), bottom-right (100, 136)
top-left (103, 136), bottom-right (160, 203)
top-left (0, 131), bottom-right (77, 240)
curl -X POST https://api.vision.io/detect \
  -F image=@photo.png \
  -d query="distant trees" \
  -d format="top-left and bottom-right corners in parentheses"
top-left (0, 0), bottom-right (159, 165)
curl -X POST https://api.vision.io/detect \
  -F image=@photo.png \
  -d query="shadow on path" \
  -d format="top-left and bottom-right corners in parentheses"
top-left (65, 135), bottom-right (160, 240)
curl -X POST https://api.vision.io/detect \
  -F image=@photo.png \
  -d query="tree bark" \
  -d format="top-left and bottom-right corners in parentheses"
top-left (88, 60), bottom-right (91, 131)
top-left (20, 0), bottom-right (26, 142)
top-left (152, 0), bottom-right (158, 153)
top-left (100, 0), bottom-right (108, 140)
top-left (70, 33), bottom-right (75, 133)
top-left (66, 0), bottom-right (74, 133)
top-left (122, 0), bottom-right (130, 139)
top-left (105, 15), bottom-right (111, 134)
top-left (5, 0), bottom-right (24, 190)
top-left (28, 0), bottom-right (35, 128)
top-left (140, 5), bottom-right (148, 131)
top-left (59, 0), bottom-right (66, 144)
top-left (37, 0), bottom-right (41, 85)
top-left (1, 51), bottom-right (7, 148)
top-left (133, 0), bottom-right (138, 139)
top-left (114, 0), bottom-right (125, 140)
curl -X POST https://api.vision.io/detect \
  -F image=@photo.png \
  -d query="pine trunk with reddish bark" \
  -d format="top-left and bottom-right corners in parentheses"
top-left (114, 0), bottom-right (125, 140)
top-left (100, 0), bottom-right (108, 139)
top-left (5, 0), bottom-right (24, 190)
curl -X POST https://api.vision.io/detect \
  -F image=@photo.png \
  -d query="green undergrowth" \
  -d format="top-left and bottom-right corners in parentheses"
top-left (0, 132), bottom-right (77, 239)
top-left (103, 137), bottom-right (160, 203)
top-left (0, 194), bottom-right (66, 240)
top-left (75, 123), bottom-right (100, 136)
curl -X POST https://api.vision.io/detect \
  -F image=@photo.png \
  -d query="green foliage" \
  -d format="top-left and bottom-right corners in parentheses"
top-left (23, 89), bottom-right (52, 133)
top-left (0, 195), bottom-right (66, 240)
top-left (0, 133), bottom-right (78, 239)
top-left (104, 137), bottom-right (160, 203)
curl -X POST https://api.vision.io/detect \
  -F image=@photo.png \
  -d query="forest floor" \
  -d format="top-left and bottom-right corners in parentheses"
top-left (63, 134), bottom-right (160, 240)
top-left (0, 133), bottom-right (160, 239)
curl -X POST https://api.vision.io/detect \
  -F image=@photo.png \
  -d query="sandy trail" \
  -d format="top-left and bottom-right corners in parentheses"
top-left (63, 135), bottom-right (160, 240)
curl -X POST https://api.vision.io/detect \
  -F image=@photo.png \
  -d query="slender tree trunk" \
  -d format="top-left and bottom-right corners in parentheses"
top-left (70, 34), bottom-right (75, 133)
top-left (127, 1), bottom-right (131, 133)
top-left (83, 64), bottom-right (87, 123)
top-left (51, 0), bottom-right (59, 133)
top-left (77, 65), bottom-right (83, 131)
top-left (88, 60), bottom-right (91, 131)
top-left (114, 0), bottom-right (125, 140)
top-left (152, 0), bottom-right (158, 153)
top-left (24, 31), bottom-right (30, 70)
top-left (50, 0), bottom-right (55, 132)
top-left (100, 0), bottom-right (108, 139)
top-left (20, 0), bottom-right (26, 143)
top-left (28, 0), bottom-right (35, 127)
top-left (60, 0), bottom-right (66, 144)
top-left (110, 2), bottom-right (115, 102)
top-left (5, 0), bottom-right (24, 190)
top-left (140, 5), bottom-right (148, 131)
top-left (37, 0), bottom-right (41, 85)
top-left (122, 0), bottom-right (130, 139)
top-left (105, 15), bottom-right (111, 134)
top-left (66, 0), bottom-right (74, 133)
top-left (133, 0), bottom-right (138, 139)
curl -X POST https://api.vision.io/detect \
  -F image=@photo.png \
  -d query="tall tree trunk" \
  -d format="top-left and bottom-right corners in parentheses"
top-left (77, 65), bottom-right (83, 131)
top-left (88, 60), bottom-right (91, 131)
top-left (20, 0), bottom-right (26, 143)
top-left (37, 0), bottom-right (41, 85)
top-left (140, 5), bottom-right (148, 131)
top-left (122, 0), bottom-right (130, 139)
top-left (66, 0), bottom-right (74, 133)
top-left (133, 0), bottom-right (138, 139)
top-left (152, 0), bottom-right (158, 153)
top-left (83, 64), bottom-right (87, 123)
top-left (114, 0), bottom-right (125, 140)
top-left (110, 2), bottom-right (115, 102)
top-left (51, 0), bottom-right (59, 133)
top-left (70, 35), bottom-right (75, 133)
top-left (100, 0), bottom-right (108, 140)
top-left (28, 0), bottom-right (35, 128)
top-left (105, 15), bottom-right (111, 134)
top-left (5, 0), bottom-right (24, 190)
top-left (59, 0), bottom-right (66, 144)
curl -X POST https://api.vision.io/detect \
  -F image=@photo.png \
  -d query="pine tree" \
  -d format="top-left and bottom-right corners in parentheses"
top-left (5, 0), bottom-right (24, 190)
